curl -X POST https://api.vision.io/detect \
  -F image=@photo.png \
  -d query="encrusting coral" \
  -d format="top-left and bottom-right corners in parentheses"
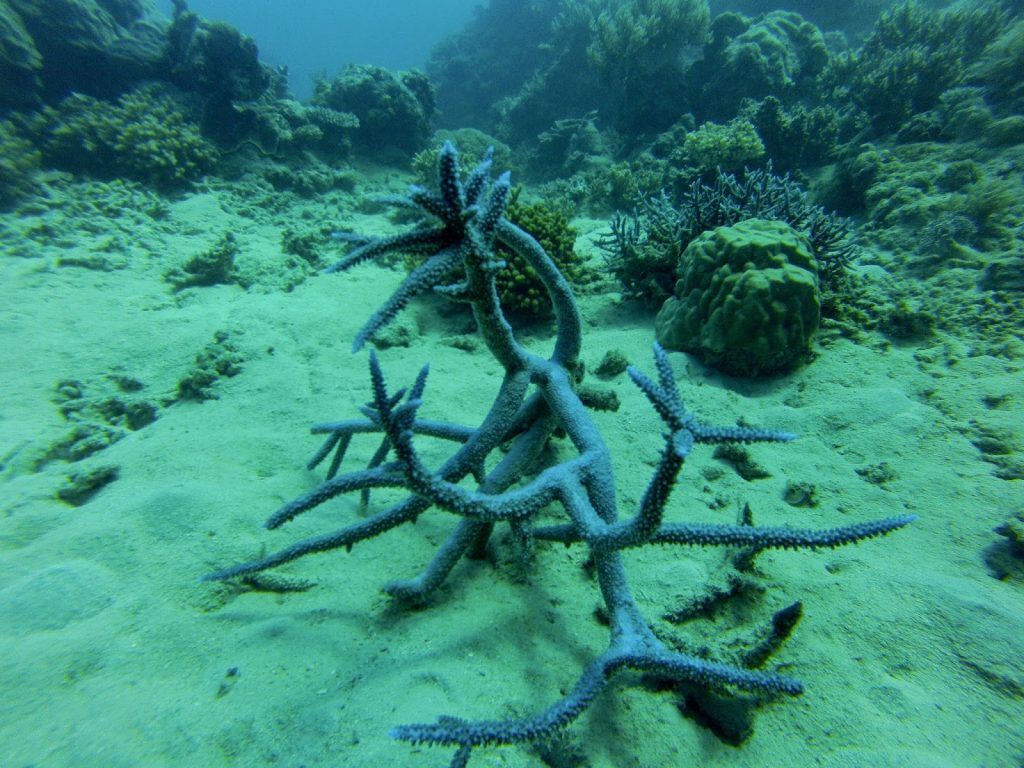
top-left (205, 143), bottom-right (914, 766)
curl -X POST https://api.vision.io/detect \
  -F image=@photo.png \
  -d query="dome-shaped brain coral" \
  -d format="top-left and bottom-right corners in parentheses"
top-left (655, 218), bottom-right (819, 377)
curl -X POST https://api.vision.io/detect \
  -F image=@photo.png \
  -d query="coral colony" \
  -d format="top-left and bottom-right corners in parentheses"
top-left (206, 143), bottom-right (914, 767)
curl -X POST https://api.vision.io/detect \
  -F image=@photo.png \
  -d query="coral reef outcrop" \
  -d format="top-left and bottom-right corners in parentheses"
top-left (655, 218), bottom-right (820, 377)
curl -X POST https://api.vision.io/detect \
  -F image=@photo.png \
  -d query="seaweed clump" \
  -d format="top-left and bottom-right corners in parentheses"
top-left (820, 1), bottom-right (1006, 137)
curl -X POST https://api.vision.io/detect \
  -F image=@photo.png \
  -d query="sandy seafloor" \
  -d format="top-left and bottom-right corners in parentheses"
top-left (1, 167), bottom-right (1022, 768)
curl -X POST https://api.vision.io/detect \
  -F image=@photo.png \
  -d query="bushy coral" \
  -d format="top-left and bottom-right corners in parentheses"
top-left (741, 96), bottom-right (838, 172)
top-left (494, 195), bottom-right (593, 318)
top-left (311, 65), bottom-right (434, 158)
top-left (820, 1), bottom-right (1005, 138)
top-left (430, 0), bottom-right (708, 144)
top-left (585, 0), bottom-right (709, 132)
top-left (655, 218), bottom-right (820, 377)
top-left (0, 117), bottom-right (40, 208)
top-left (586, 0), bottom-right (709, 81)
top-left (35, 86), bottom-right (218, 188)
top-left (410, 128), bottom-right (511, 187)
top-left (601, 165), bottom-right (851, 305)
top-left (967, 17), bottom-right (1024, 115)
top-left (675, 118), bottom-right (765, 177)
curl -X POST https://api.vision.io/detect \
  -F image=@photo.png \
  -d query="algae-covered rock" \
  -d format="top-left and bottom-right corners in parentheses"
top-left (165, 11), bottom-right (269, 103)
top-left (165, 232), bottom-right (239, 290)
top-left (695, 10), bottom-right (829, 121)
top-left (0, 0), bottom-right (42, 106)
top-left (655, 219), bottom-right (819, 377)
top-left (311, 64), bottom-right (434, 158)
top-left (0, 117), bottom-right (40, 208)
top-left (7, 0), bottom-right (162, 104)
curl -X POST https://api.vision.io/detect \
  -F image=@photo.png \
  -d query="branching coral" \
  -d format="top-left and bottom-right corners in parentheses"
top-left (205, 143), bottom-right (912, 767)
top-left (600, 165), bottom-right (853, 305)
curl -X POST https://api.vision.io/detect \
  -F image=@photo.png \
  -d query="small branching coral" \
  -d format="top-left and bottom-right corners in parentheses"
top-left (600, 164), bottom-right (854, 305)
top-left (205, 142), bottom-right (913, 766)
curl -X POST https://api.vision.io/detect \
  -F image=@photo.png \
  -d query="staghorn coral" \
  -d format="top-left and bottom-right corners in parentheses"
top-left (205, 143), bottom-right (913, 767)
top-left (410, 128), bottom-right (512, 188)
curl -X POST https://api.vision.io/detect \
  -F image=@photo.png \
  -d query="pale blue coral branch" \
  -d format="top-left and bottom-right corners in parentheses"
top-left (206, 141), bottom-right (913, 766)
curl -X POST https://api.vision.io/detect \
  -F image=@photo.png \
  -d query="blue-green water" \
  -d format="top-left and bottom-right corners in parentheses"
top-left (1, 1), bottom-right (1021, 766)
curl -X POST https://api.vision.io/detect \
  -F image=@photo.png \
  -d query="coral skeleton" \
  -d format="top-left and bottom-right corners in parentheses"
top-left (206, 142), bottom-right (914, 766)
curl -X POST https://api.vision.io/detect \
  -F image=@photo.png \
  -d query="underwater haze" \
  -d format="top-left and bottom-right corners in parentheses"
top-left (1, 0), bottom-right (1023, 767)
top-left (158, 0), bottom-right (482, 98)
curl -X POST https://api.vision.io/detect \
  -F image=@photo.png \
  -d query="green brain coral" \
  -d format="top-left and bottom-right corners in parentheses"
top-left (655, 218), bottom-right (819, 377)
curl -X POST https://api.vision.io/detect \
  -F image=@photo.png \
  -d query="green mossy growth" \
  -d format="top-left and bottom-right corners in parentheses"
top-left (494, 196), bottom-right (593, 319)
top-left (594, 349), bottom-right (629, 379)
top-left (695, 10), bottom-right (829, 121)
top-left (165, 232), bottom-right (239, 290)
top-left (311, 64), bottom-right (434, 157)
top-left (741, 96), bottom-right (838, 172)
top-left (0, 117), bottom-right (40, 208)
top-left (177, 331), bottom-right (243, 401)
top-left (675, 119), bottom-right (765, 178)
top-left (821, 1), bottom-right (1005, 138)
top-left (410, 129), bottom-right (512, 187)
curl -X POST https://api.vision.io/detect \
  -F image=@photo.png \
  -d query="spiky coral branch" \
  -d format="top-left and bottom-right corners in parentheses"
top-left (206, 142), bottom-right (913, 767)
